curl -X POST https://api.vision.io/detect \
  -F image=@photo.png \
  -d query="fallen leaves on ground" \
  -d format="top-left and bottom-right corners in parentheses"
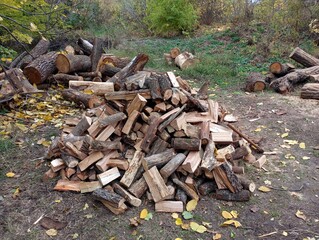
top-left (6, 172), bottom-right (15, 178)
top-left (295, 210), bottom-right (307, 221)
top-left (299, 142), bottom-right (306, 149)
top-left (221, 219), bottom-right (242, 228)
top-left (213, 233), bottom-right (222, 239)
top-left (171, 213), bottom-right (179, 219)
top-left (258, 186), bottom-right (271, 192)
top-left (182, 211), bottom-right (193, 220)
top-left (190, 222), bottom-right (207, 233)
top-left (139, 209), bottom-right (148, 219)
top-left (46, 228), bottom-right (58, 236)
top-left (186, 199), bottom-right (197, 211)
top-left (281, 133), bottom-right (289, 138)
top-left (222, 211), bottom-right (233, 219)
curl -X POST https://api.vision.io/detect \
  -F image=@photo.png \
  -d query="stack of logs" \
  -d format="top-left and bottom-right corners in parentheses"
top-left (245, 47), bottom-right (319, 99)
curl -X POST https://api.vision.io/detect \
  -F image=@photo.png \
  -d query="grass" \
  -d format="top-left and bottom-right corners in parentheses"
top-left (0, 138), bottom-right (15, 154)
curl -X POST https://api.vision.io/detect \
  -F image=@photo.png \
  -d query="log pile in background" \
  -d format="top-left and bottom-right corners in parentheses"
top-left (247, 46), bottom-right (319, 98)
top-left (42, 44), bottom-right (263, 214)
top-left (164, 47), bottom-right (200, 70)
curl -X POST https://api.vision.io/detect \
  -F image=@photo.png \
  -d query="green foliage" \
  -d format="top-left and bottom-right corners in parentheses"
top-left (0, 45), bottom-right (17, 60)
top-left (145, 0), bottom-right (198, 36)
top-left (0, 0), bottom-right (72, 44)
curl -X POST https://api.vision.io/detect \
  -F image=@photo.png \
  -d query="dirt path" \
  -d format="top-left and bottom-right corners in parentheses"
top-left (1, 90), bottom-right (318, 240)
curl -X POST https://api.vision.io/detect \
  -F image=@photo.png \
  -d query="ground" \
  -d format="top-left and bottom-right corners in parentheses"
top-left (1, 83), bottom-right (318, 240)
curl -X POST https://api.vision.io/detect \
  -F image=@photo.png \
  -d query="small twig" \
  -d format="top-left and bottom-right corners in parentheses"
top-left (27, 213), bottom-right (45, 232)
top-left (258, 231), bottom-right (277, 238)
top-left (268, 184), bottom-right (304, 192)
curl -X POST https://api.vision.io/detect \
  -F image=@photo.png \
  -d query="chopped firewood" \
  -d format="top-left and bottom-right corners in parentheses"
top-left (62, 89), bottom-right (104, 109)
top-left (198, 181), bottom-right (217, 196)
top-left (128, 176), bottom-right (148, 198)
top-left (181, 151), bottom-right (202, 174)
top-left (54, 180), bottom-right (102, 193)
top-left (172, 138), bottom-right (201, 151)
top-left (201, 139), bottom-right (217, 171)
top-left (176, 76), bottom-right (191, 92)
top-left (126, 94), bottom-right (147, 115)
top-left (175, 52), bottom-right (199, 69)
top-left (167, 71), bottom-right (180, 88)
top-left (71, 116), bottom-right (92, 136)
top-left (225, 146), bottom-right (249, 161)
top-left (104, 89), bottom-right (151, 100)
top-left (43, 169), bottom-right (58, 181)
top-left (92, 188), bottom-right (125, 208)
top-left (200, 121), bottom-right (210, 145)
top-left (99, 199), bottom-right (128, 215)
top-left (61, 154), bottom-right (79, 168)
top-left (180, 89), bottom-right (208, 112)
top-left (142, 148), bottom-right (176, 172)
top-left (95, 150), bottom-right (120, 172)
top-left (78, 151), bottom-right (104, 171)
top-left (122, 110), bottom-right (140, 135)
top-left (145, 76), bottom-right (163, 100)
top-left (253, 155), bottom-right (267, 168)
top-left (95, 125), bottom-right (115, 141)
top-left (50, 158), bottom-right (66, 172)
top-left (97, 167), bottom-right (121, 186)
top-left (91, 37), bottom-right (103, 72)
top-left (154, 102), bottom-right (166, 112)
top-left (56, 54), bottom-right (91, 73)
top-left (125, 71), bottom-right (150, 90)
top-left (171, 174), bottom-right (199, 201)
top-left (160, 153), bottom-right (187, 179)
top-left (155, 201), bottom-right (183, 213)
top-left (90, 139), bottom-right (122, 151)
top-left (120, 151), bottom-right (144, 188)
top-left (269, 62), bottom-right (295, 76)
top-left (69, 81), bottom-right (114, 95)
top-left (213, 189), bottom-right (250, 202)
top-left (113, 183), bottom-right (142, 207)
top-left (236, 175), bottom-right (256, 192)
top-left (175, 188), bottom-right (188, 204)
top-left (244, 153), bottom-right (257, 163)
top-left (65, 167), bottom-right (76, 179)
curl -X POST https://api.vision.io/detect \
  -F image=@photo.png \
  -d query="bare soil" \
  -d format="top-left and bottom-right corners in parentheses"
top-left (1, 89), bottom-right (318, 240)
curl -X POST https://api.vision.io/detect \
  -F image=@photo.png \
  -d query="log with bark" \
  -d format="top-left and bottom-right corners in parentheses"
top-left (289, 47), bottom-right (319, 67)
top-left (175, 52), bottom-right (199, 70)
top-left (62, 89), bottom-right (104, 108)
top-left (244, 72), bottom-right (266, 92)
top-left (269, 62), bottom-right (295, 76)
top-left (56, 54), bottom-right (91, 73)
top-left (300, 83), bottom-right (319, 100)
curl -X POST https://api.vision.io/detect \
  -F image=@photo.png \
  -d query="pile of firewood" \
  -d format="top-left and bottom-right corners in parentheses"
top-left (245, 47), bottom-right (319, 99)
top-left (1, 37), bottom-right (265, 214)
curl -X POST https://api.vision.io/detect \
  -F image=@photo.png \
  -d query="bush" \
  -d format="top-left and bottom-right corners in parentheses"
top-left (145, 0), bottom-right (198, 36)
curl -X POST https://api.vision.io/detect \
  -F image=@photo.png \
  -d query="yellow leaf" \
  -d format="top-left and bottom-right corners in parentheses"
top-left (196, 225), bottom-right (207, 233)
top-left (222, 210), bottom-right (233, 219)
top-left (230, 210), bottom-right (238, 218)
top-left (213, 233), bottom-right (222, 240)
top-left (72, 233), bottom-right (79, 239)
top-left (282, 231), bottom-right (288, 236)
top-left (186, 199), bottom-right (198, 211)
top-left (55, 199), bottom-right (61, 203)
top-left (254, 128), bottom-right (262, 132)
top-left (13, 187), bottom-right (20, 198)
top-left (171, 213), bottom-right (179, 219)
top-left (83, 203), bottom-right (89, 210)
top-left (233, 220), bottom-right (242, 228)
top-left (281, 132), bottom-right (289, 138)
top-left (30, 22), bottom-right (38, 31)
top-left (258, 186), bottom-right (271, 192)
top-left (140, 209), bottom-right (148, 219)
top-left (190, 221), bottom-right (200, 231)
top-left (295, 210), bottom-right (306, 221)
top-left (202, 221), bottom-right (212, 228)
top-left (6, 172), bottom-right (15, 178)
top-left (83, 89), bottom-right (94, 94)
top-left (181, 223), bottom-right (189, 230)
top-left (175, 238), bottom-right (183, 240)
top-left (46, 228), bottom-right (58, 236)
top-left (16, 123), bottom-right (28, 133)
top-left (299, 142), bottom-right (305, 149)
top-left (284, 140), bottom-right (298, 145)
top-left (302, 156), bottom-right (310, 160)
top-left (0, 16), bottom-right (3, 21)
top-left (175, 218), bottom-right (183, 226)
top-left (221, 220), bottom-right (242, 228)
top-left (84, 214), bottom-right (92, 219)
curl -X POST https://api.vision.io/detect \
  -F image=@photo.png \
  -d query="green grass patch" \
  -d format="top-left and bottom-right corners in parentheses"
top-left (0, 138), bottom-right (15, 154)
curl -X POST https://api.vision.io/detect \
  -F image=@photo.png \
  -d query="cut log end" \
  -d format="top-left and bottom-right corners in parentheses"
top-left (56, 54), bottom-right (70, 73)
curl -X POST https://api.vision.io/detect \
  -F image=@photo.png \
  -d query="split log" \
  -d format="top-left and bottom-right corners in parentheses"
top-left (269, 62), bottom-right (295, 76)
top-left (4, 68), bottom-right (38, 93)
top-left (127, 94), bottom-right (147, 115)
top-left (95, 150), bottom-right (120, 172)
top-left (170, 47), bottom-right (181, 59)
top-left (181, 151), bottom-right (202, 174)
top-left (171, 174), bottom-right (199, 201)
top-left (147, 138), bottom-right (169, 156)
top-left (91, 37), bottom-right (103, 72)
top-left (107, 54), bottom-right (149, 90)
top-left (244, 72), bottom-right (266, 92)
top-left (104, 89), bottom-right (151, 101)
top-left (99, 199), bottom-right (127, 215)
top-left (120, 151), bottom-right (144, 188)
top-left (122, 110), bottom-right (140, 135)
top-left (167, 71), bottom-right (180, 88)
top-left (200, 139), bottom-right (217, 171)
top-left (90, 139), bottom-right (122, 151)
top-left (61, 153), bottom-right (78, 168)
top-left (69, 81), bottom-right (114, 95)
top-left (78, 151), bottom-right (103, 171)
top-left (160, 153), bottom-right (186, 179)
top-left (142, 148), bottom-right (176, 171)
top-left (200, 121), bottom-right (210, 145)
top-left (175, 52), bottom-right (199, 69)
top-left (99, 112), bottom-right (127, 128)
top-left (97, 167), bottom-right (121, 186)
top-left (225, 146), bottom-right (249, 161)
top-left (62, 89), bottom-right (104, 108)
top-left (213, 189), bottom-right (250, 202)
top-left (143, 166), bottom-right (172, 202)
top-left (157, 105), bottom-right (186, 132)
top-left (253, 155), bottom-right (267, 168)
top-left (92, 188), bottom-right (125, 208)
top-left (23, 51), bottom-right (57, 84)
top-left (172, 138), bottom-right (201, 151)
top-left (56, 54), bottom-right (91, 73)
top-left (180, 89), bottom-right (208, 112)
top-left (17, 39), bottom-right (50, 69)
top-left (220, 163), bottom-right (243, 193)
top-left (71, 116), bottom-right (92, 136)
top-left (300, 83), bottom-right (319, 100)
top-left (99, 55), bottom-right (130, 68)
top-left (99, 64), bottom-right (121, 77)
top-left (54, 180), bottom-right (101, 193)
top-left (113, 183), bottom-right (142, 207)
top-left (155, 201), bottom-right (183, 213)
top-left (289, 47), bottom-right (319, 67)
top-left (145, 77), bottom-right (162, 100)
top-left (128, 176), bottom-right (148, 198)
top-left (50, 158), bottom-right (65, 172)
top-left (196, 81), bottom-right (209, 100)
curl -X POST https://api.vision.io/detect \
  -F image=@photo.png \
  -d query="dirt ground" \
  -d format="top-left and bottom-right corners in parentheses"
top-left (1, 88), bottom-right (318, 240)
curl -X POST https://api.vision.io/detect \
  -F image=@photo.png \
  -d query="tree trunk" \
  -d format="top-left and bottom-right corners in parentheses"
top-left (5, 68), bottom-right (38, 93)
top-left (91, 37), bottom-right (104, 72)
top-left (23, 51), bottom-right (57, 84)
top-left (244, 72), bottom-right (266, 92)
top-left (62, 89), bottom-right (104, 108)
top-left (77, 38), bottom-right (93, 55)
top-left (289, 47), bottom-right (319, 67)
top-left (300, 83), bottom-right (319, 100)
top-left (56, 54), bottom-right (91, 73)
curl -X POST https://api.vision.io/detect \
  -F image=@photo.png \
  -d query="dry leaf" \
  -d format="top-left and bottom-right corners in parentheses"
top-left (84, 214), bottom-right (92, 219)
top-left (282, 231), bottom-right (288, 236)
top-left (72, 233), bottom-right (79, 239)
top-left (213, 233), bottom-right (222, 240)
top-left (254, 128), bottom-right (262, 132)
top-left (6, 172), bottom-right (15, 178)
top-left (171, 213), bottom-right (179, 219)
top-left (181, 223), bottom-right (190, 230)
top-left (295, 210), bottom-right (306, 221)
top-left (175, 238), bottom-right (183, 240)
top-left (12, 187), bottom-right (20, 199)
top-left (202, 221), bottom-right (212, 228)
top-left (222, 211), bottom-right (233, 219)
top-left (186, 199), bottom-right (198, 211)
top-left (46, 228), bottom-right (58, 236)
top-left (221, 220), bottom-right (242, 228)
top-left (129, 217), bottom-right (140, 227)
top-left (281, 133), bottom-right (289, 138)
top-left (258, 186), bottom-right (271, 192)
top-left (190, 222), bottom-right (207, 233)
top-left (83, 203), bottom-right (89, 210)
top-left (140, 209), bottom-right (148, 219)
top-left (302, 156), bottom-right (310, 160)
top-left (299, 142), bottom-right (306, 149)
top-left (175, 218), bottom-right (183, 226)
top-left (230, 210), bottom-right (238, 218)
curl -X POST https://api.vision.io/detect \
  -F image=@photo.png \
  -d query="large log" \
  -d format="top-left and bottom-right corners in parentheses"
top-left (244, 72), bottom-right (266, 92)
top-left (56, 54), bottom-right (91, 73)
top-left (269, 66), bottom-right (319, 94)
top-left (113, 183), bottom-right (142, 207)
top-left (300, 83), bottom-right (319, 100)
top-left (175, 52), bottom-right (199, 69)
top-left (91, 37), bottom-right (103, 72)
top-left (269, 62), bottom-right (295, 76)
top-left (77, 38), bottom-right (93, 55)
top-left (289, 47), bottom-right (319, 67)
top-left (23, 51), bottom-right (57, 84)
top-left (17, 39), bottom-right (50, 69)
top-left (4, 68), bottom-right (38, 93)
top-left (92, 188), bottom-right (125, 208)
top-left (107, 54), bottom-right (149, 90)
top-left (172, 138), bottom-right (201, 151)
top-left (62, 89), bottom-right (104, 108)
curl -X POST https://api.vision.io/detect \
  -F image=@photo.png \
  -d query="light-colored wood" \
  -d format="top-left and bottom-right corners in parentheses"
top-left (126, 94), bottom-right (147, 116)
top-left (71, 116), bottom-right (92, 136)
top-left (181, 151), bottom-right (202, 173)
top-left (42, 169), bottom-right (58, 181)
top-left (95, 125), bottom-right (115, 141)
top-left (211, 132), bottom-right (233, 143)
top-left (301, 83), bottom-right (319, 100)
top-left (65, 167), bottom-right (76, 179)
top-left (50, 158), bottom-right (66, 172)
top-left (155, 201), bottom-right (183, 213)
top-left (97, 167), bottom-right (121, 186)
top-left (171, 176), bottom-right (199, 201)
top-left (122, 110), bottom-right (140, 135)
top-left (104, 89), bottom-right (151, 100)
top-left (201, 138), bottom-right (217, 171)
top-left (69, 81), bottom-right (114, 95)
top-left (170, 112), bottom-right (187, 131)
top-left (154, 102), bottom-right (166, 112)
top-left (100, 199), bottom-right (127, 215)
top-left (78, 151), bottom-right (104, 171)
top-left (143, 166), bottom-right (172, 203)
top-left (105, 159), bottom-right (129, 170)
top-left (95, 150), bottom-right (120, 172)
top-left (171, 88), bottom-right (180, 106)
top-left (253, 155), bottom-right (267, 168)
top-left (128, 176), bottom-right (148, 198)
top-left (184, 124), bottom-right (200, 139)
top-left (113, 183), bottom-right (142, 207)
top-left (120, 151), bottom-right (144, 188)
top-left (216, 145), bottom-right (235, 162)
top-left (175, 52), bottom-right (199, 69)
top-left (166, 71), bottom-right (180, 88)
top-left (54, 179), bottom-right (102, 193)
top-left (176, 76), bottom-right (191, 92)
top-left (243, 152), bottom-right (256, 163)
top-left (177, 88), bottom-right (188, 104)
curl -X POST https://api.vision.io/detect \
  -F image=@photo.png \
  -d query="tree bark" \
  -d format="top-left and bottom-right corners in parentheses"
top-left (23, 51), bottom-right (57, 84)
top-left (269, 62), bottom-right (295, 76)
top-left (91, 37), bottom-right (104, 72)
top-left (56, 54), bottom-right (91, 73)
top-left (213, 189), bottom-right (250, 201)
top-left (300, 83), bottom-right (319, 100)
top-left (289, 47), bottom-right (319, 67)
top-left (172, 138), bottom-right (201, 151)
top-left (62, 89), bottom-right (104, 108)
top-left (244, 72), bottom-right (266, 92)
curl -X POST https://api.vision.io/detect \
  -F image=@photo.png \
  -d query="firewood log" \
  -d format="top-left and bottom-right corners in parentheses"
top-left (244, 72), bottom-right (266, 92)
top-left (289, 47), bottom-right (319, 67)
top-left (56, 54), bottom-right (91, 73)
top-left (91, 37), bottom-right (103, 72)
top-left (62, 89), bottom-right (104, 108)
top-left (269, 62), bottom-right (295, 76)
top-left (300, 83), bottom-right (319, 100)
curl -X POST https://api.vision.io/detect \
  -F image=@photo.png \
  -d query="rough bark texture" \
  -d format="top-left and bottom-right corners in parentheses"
top-left (91, 37), bottom-right (104, 72)
top-left (269, 62), bottom-right (295, 76)
top-left (56, 54), bottom-right (91, 73)
top-left (62, 89), bottom-right (104, 108)
top-left (244, 72), bottom-right (266, 92)
top-left (300, 83), bottom-right (319, 100)
top-left (289, 47), bottom-right (319, 67)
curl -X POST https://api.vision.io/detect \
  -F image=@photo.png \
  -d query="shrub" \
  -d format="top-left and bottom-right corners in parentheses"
top-left (145, 0), bottom-right (198, 36)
